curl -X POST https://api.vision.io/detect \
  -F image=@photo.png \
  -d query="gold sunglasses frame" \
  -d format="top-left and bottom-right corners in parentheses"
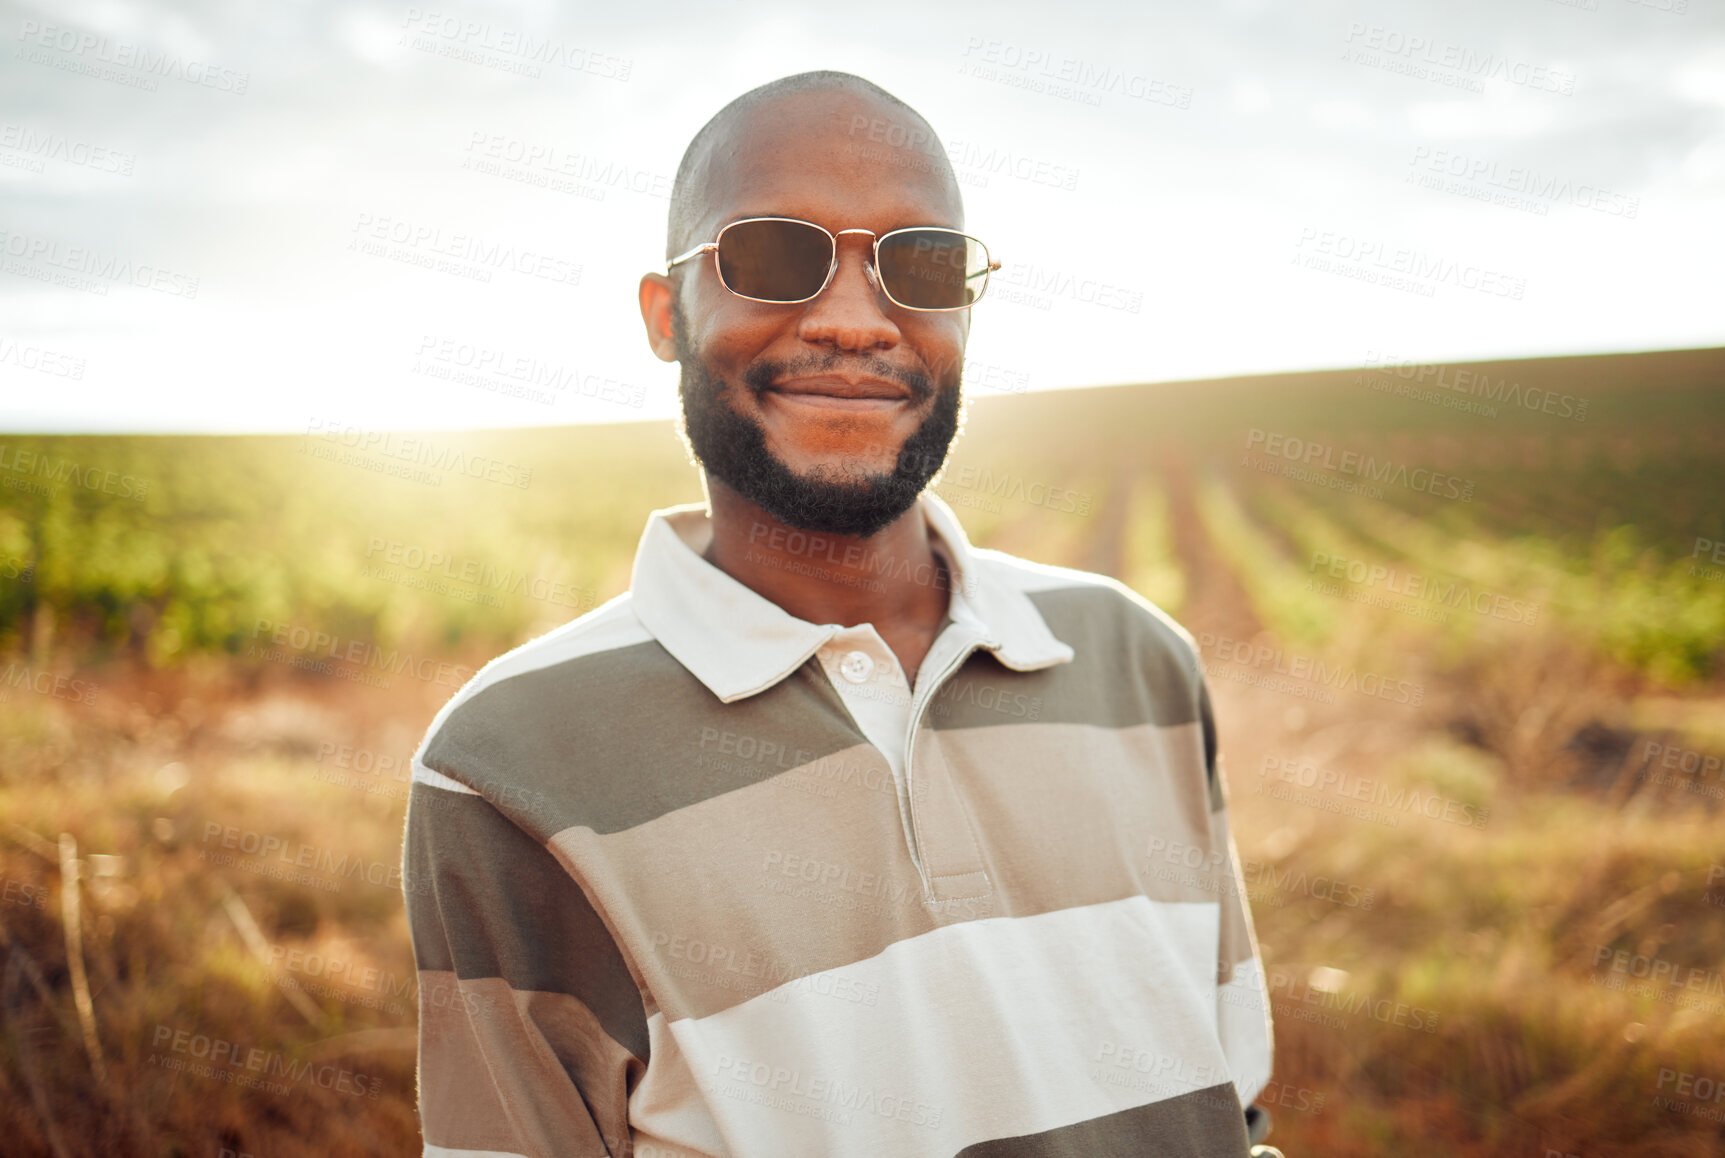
top-left (665, 216), bottom-right (1001, 312)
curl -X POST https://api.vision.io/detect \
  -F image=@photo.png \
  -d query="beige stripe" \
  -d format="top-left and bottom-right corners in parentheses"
top-left (939, 720), bottom-right (1216, 901)
top-left (417, 970), bottom-right (639, 1158)
top-left (909, 726), bottom-right (991, 899)
top-left (554, 720), bottom-right (1230, 1021)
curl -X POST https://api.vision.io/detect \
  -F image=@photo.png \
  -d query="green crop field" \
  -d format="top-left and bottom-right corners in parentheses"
top-left (1, 346), bottom-right (1721, 1157)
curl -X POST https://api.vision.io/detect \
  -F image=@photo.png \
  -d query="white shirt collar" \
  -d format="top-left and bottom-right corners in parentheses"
top-left (628, 491), bottom-right (1075, 703)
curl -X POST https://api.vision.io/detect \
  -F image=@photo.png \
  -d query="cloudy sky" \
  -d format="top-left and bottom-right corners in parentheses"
top-left (2, 0), bottom-right (1721, 432)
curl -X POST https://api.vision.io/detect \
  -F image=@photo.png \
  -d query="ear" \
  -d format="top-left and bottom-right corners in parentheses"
top-left (639, 273), bottom-right (679, 363)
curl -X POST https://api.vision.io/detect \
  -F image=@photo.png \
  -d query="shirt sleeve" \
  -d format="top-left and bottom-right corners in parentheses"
top-left (403, 765), bottom-right (648, 1158)
top-left (1196, 676), bottom-right (1277, 1129)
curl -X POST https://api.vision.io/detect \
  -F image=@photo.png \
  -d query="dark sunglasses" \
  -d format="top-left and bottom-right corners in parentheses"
top-left (665, 216), bottom-right (1000, 311)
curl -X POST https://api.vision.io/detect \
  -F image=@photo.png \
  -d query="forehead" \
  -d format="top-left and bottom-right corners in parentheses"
top-left (692, 90), bottom-right (964, 239)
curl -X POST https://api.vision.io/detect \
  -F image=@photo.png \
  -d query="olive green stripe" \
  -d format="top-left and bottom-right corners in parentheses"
top-left (954, 1082), bottom-right (1251, 1157)
top-left (404, 782), bottom-right (649, 1061)
top-left (421, 639), bottom-right (870, 838)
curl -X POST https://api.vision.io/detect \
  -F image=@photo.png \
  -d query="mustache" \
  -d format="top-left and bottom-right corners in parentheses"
top-left (741, 353), bottom-right (936, 405)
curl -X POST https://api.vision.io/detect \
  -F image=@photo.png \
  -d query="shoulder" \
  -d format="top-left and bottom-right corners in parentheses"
top-left (974, 546), bottom-right (1201, 675)
top-left (410, 592), bottom-right (664, 792)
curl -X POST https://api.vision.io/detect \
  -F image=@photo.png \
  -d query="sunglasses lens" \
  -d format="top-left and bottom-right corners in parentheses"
top-left (715, 219), bottom-right (833, 302)
top-left (877, 230), bottom-right (990, 309)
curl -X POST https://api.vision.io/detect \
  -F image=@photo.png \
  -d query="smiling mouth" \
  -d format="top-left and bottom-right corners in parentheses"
top-left (764, 374), bottom-right (913, 412)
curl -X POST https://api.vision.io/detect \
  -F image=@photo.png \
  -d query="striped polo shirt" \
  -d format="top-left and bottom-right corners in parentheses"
top-left (403, 491), bottom-right (1275, 1158)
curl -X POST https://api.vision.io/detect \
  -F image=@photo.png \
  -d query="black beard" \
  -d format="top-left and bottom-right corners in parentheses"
top-left (672, 302), bottom-right (962, 538)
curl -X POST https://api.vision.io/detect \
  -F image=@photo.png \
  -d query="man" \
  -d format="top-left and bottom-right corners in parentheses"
top-left (404, 71), bottom-right (1275, 1157)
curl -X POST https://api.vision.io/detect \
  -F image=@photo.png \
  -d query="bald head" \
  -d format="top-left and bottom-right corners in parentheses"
top-left (665, 71), bottom-right (962, 263)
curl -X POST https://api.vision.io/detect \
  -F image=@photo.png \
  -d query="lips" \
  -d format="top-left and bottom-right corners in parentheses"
top-left (766, 374), bottom-right (911, 402)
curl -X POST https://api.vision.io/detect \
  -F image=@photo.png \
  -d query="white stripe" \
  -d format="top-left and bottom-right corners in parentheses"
top-left (628, 1014), bottom-right (733, 1156)
top-left (1217, 956), bottom-right (1274, 1107)
top-left (423, 1146), bottom-right (529, 1158)
top-left (650, 895), bottom-right (1232, 1158)
top-left (411, 758), bottom-right (478, 795)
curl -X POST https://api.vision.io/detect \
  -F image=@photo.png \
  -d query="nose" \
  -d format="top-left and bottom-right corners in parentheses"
top-left (794, 234), bottom-right (900, 353)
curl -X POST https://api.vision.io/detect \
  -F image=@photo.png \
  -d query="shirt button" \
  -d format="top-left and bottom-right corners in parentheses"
top-left (838, 650), bottom-right (875, 684)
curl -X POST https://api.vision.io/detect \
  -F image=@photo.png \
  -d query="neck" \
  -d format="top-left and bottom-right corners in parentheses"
top-left (700, 476), bottom-right (951, 631)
